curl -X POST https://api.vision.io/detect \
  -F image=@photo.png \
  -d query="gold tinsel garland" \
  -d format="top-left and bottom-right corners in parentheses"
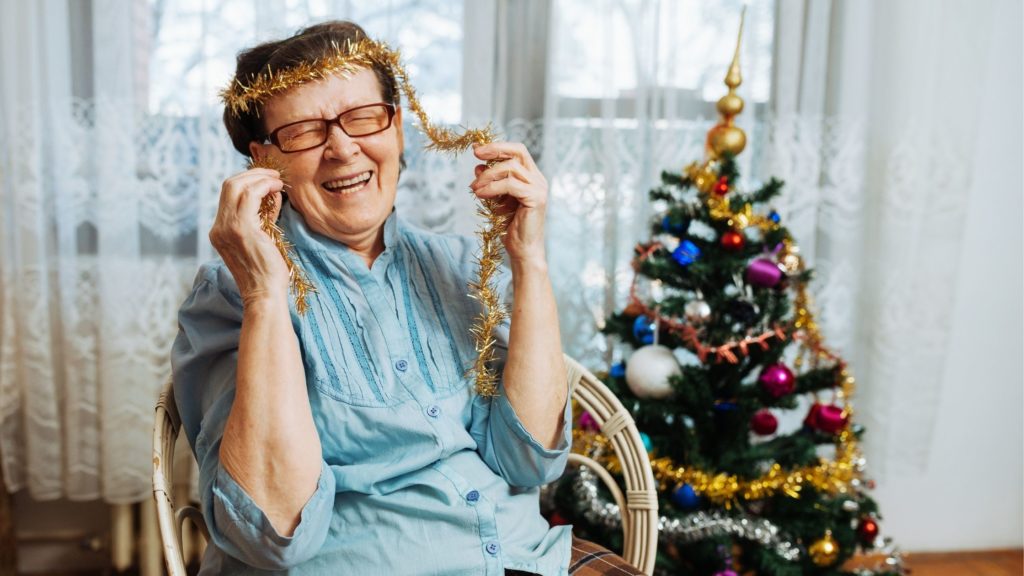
top-left (249, 156), bottom-right (317, 315)
top-left (684, 161), bottom-right (778, 233)
top-left (223, 38), bottom-right (506, 396)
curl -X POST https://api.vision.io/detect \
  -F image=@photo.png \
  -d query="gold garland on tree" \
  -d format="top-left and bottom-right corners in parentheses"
top-left (222, 38), bottom-right (507, 396)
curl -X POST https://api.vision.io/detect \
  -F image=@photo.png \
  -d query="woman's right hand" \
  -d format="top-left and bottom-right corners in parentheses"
top-left (208, 168), bottom-right (289, 306)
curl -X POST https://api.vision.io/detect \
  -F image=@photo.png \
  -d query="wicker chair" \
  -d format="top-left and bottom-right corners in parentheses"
top-left (152, 355), bottom-right (659, 575)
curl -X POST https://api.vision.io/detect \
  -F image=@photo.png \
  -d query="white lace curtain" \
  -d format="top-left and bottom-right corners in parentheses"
top-left (0, 0), bottom-right (472, 503)
top-left (0, 0), bottom-right (1003, 503)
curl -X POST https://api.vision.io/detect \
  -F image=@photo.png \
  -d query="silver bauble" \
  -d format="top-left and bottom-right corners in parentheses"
top-left (625, 345), bottom-right (681, 399)
top-left (684, 299), bottom-right (712, 323)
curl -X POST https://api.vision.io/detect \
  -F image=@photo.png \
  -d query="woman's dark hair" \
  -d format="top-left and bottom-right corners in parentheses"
top-left (223, 21), bottom-right (401, 157)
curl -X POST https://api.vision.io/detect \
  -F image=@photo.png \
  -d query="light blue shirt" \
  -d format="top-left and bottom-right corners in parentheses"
top-left (171, 203), bottom-right (573, 575)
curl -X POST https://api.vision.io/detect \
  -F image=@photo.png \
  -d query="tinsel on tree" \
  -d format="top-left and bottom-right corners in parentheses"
top-left (545, 13), bottom-right (906, 576)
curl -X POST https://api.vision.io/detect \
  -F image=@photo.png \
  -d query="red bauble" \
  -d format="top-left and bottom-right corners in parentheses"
top-left (857, 518), bottom-right (880, 545)
top-left (750, 409), bottom-right (778, 435)
top-left (816, 404), bottom-right (849, 434)
top-left (804, 403), bottom-right (823, 428)
top-left (805, 402), bottom-right (848, 434)
top-left (721, 230), bottom-right (745, 251)
top-left (759, 364), bottom-right (795, 398)
top-left (548, 511), bottom-right (571, 526)
top-left (714, 176), bottom-right (730, 195)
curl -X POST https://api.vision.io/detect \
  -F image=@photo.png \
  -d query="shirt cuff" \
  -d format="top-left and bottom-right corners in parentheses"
top-left (207, 459), bottom-right (335, 570)
top-left (490, 392), bottom-right (572, 486)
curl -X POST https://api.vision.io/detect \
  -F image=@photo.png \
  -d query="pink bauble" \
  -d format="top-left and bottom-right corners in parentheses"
top-left (750, 409), bottom-right (778, 435)
top-left (759, 364), bottom-right (795, 397)
top-left (804, 402), bottom-right (823, 429)
top-left (713, 571), bottom-right (739, 576)
top-left (579, 411), bottom-right (599, 431)
top-left (746, 257), bottom-right (783, 287)
top-left (815, 404), bottom-right (849, 434)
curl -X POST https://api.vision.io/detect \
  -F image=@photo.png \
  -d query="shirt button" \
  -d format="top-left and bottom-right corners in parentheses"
top-left (466, 490), bottom-right (480, 503)
top-left (485, 541), bottom-right (500, 556)
top-left (426, 405), bottom-right (441, 418)
top-left (395, 359), bottom-right (408, 372)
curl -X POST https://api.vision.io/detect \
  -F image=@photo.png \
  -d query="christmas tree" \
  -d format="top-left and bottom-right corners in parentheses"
top-left (550, 13), bottom-right (907, 576)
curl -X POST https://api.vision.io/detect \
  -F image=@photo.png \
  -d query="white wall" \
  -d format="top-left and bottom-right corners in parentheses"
top-left (871, 0), bottom-right (1023, 551)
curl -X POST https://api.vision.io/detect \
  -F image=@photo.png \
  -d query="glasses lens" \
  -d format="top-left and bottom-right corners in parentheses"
top-left (276, 121), bottom-right (327, 152)
top-left (341, 104), bottom-right (392, 137)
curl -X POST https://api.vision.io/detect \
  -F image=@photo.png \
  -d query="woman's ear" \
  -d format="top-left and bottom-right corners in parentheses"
top-left (249, 140), bottom-right (268, 161)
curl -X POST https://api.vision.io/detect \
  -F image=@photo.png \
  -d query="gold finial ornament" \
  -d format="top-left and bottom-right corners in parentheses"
top-left (706, 7), bottom-right (747, 158)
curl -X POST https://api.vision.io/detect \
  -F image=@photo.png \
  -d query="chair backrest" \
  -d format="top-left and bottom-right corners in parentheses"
top-left (152, 379), bottom-right (207, 576)
top-left (153, 355), bottom-right (659, 575)
top-left (563, 355), bottom-right (658, 574)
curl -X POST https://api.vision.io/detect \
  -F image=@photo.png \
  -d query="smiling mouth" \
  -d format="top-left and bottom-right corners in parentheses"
top-left (323, 171), bottom-right (373, 194)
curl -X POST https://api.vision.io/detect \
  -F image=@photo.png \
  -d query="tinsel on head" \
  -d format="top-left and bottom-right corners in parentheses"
top-left (223, 37), bottom-right (506, 396)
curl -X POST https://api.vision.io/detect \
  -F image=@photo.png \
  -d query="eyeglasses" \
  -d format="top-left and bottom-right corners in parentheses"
top-left (262, 103), bottom-right (397, 153)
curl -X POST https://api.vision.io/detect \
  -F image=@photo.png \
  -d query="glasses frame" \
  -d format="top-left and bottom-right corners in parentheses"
top-left (261, 102), bottom-right (397, 153)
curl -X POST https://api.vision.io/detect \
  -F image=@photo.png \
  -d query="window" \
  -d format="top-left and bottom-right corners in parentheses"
top-left (551, 0), bottom-right (775, 119)
top-left (146, 0), bottom-right (463, 123)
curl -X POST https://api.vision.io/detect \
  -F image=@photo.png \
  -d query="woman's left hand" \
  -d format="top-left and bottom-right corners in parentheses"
top-left (470, 142), bottom-right (548, 265)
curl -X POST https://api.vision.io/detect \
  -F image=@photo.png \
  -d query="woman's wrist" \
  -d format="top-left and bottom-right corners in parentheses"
top-left (509, 253), bottom-right (549, 276)
top-left (241, 288), bottom-right (290, 315)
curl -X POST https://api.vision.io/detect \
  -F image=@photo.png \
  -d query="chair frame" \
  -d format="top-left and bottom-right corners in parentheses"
top-left (153, 355), bottom-right (659, 575)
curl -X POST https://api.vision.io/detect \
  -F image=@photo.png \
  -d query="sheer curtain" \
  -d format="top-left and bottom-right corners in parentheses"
top-left (0, 0), bottom-right (1005, 504)
top-left (0, 0), bottom-right (468, 503)
top-left (762, 0), bottom-right (998, 476)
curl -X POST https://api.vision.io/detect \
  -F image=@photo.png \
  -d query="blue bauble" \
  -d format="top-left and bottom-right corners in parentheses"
top-left (639, 432), bottom-right (653, 452)
top-left (671, 484), bottom-right (700, 509)
top-left (661, 215), bottom-right (690, 237)
top-left (671, 240), bottom-right (701, 266)
top-left (632, 315), bottom-right (656, 345)
top-left (769, 210), bottom-right (781, 223)
top-left (610, 362), bottom-right (626, 379)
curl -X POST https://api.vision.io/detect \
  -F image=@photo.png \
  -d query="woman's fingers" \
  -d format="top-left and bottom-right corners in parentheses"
top-left (473, 174), bottom-right (534, 204)
top-left (212, 169), bottom-right (286, 248)
top-left (472, 141), bottom-right (539, 172)
top-left (470, 159), bottom-right (531, 190)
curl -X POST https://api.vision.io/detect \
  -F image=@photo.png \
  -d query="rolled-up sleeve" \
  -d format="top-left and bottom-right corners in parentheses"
top-left (470, 264), bottom-right (573, 488)
top-left (480, 380), bottom-right (573, 487)
top-left (171, 262), bottom-right (335, 569)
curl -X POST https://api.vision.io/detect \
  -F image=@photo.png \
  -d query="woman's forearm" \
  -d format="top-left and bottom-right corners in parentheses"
top-left (502, 258), bottom-right (567, 449)
top-left (219, 295), bottom-right (322, 536)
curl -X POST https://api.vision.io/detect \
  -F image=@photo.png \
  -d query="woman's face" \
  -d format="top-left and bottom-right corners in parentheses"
top-left (252, 68), bottom-right (404, 246)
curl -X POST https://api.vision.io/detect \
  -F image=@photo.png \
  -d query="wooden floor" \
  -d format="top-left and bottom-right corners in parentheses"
top-left (845, 549), bottom-right (1023, 575)
top-left (901, 549), bottom-right (1022, 575)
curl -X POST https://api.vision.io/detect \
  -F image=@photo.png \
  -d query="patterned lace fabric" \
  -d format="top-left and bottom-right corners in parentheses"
top-left (0, 103), bottom-right (966, 501)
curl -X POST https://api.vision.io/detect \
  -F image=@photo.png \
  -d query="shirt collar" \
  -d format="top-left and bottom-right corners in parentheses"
top-left (278, 200), bottom-right (401, 256)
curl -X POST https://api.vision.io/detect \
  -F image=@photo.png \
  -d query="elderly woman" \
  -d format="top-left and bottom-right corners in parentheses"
top-left (172, 21), bottom-right (639, 576)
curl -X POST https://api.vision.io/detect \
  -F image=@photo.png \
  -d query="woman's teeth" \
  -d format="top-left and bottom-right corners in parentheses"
top-left (324, 171), bottom-right (372, 193)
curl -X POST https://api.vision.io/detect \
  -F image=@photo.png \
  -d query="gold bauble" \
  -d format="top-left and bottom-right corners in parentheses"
top-left (780, 252), bottom-right (803, 275)
top-left (808, 532), bottom-right (840, 566)
top-left (707, 124), bottom-right (747, 158)
top-left (717, 92), bottom-right (744, 117)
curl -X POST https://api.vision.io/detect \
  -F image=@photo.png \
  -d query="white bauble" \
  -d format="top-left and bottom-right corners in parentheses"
top-left (625, 345), bottom-right (681, 399)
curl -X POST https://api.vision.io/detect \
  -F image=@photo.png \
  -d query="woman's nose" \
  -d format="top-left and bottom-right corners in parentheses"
top-left (323, 123), bottom-right (359, 161)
